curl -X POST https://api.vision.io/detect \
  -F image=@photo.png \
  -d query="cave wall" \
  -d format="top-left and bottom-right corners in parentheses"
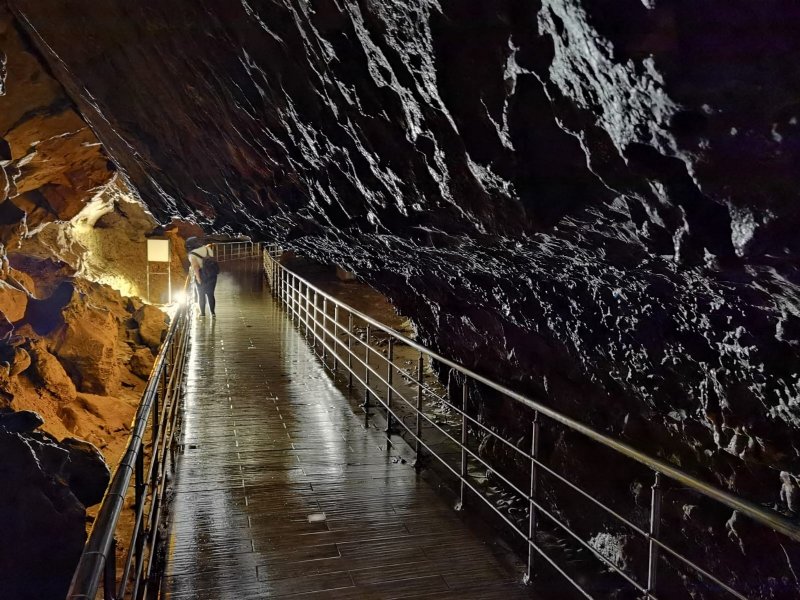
top-left (1, 9), bottom-right (178, 597)
top-left (0, 1), bottom-right (173, 436)
top-left (4, 0), bottom-right (800, 594)
top-left (0, 2), bottom-right (193, 298)
top-left (9, 0), bottom-right (799, 498)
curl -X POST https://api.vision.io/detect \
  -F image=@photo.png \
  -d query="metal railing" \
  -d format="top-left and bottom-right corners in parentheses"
top-left (264, 248), bottom-right (800, 600)
top-left (211, 241), bottom-right (262, 263)
top-left (66, 286), bottom-right (192, 600)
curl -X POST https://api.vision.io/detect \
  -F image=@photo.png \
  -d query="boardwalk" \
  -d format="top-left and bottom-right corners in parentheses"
top-left (162, 264), bottom-right (532, 599)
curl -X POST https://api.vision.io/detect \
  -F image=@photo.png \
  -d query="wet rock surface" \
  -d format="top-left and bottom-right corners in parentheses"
top-left (0, 407), bottom-right (42, 432)
top-left (2, 0), bottom-right (800, 597)
top-left (60, 437), bottom-right (111, 507)
top-left (0, 423), bottom-right (104, 600)
top-left (0, 4), bottom-right (190, 302)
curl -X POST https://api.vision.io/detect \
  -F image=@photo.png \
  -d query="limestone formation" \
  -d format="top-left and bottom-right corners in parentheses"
top-left (129, 346), bottom-right (155, 380)
top-left (0, 2), bottom-right (112, 240)
top-left (60, 393), bottom-right (134, 442)
top-left (8, 346), bottom-right (28, 376)
top-left (8, 267), bottom-right (35, 296)
top-left (49, 286), bottom-right (121, 395)
top-left (0, 279), bottom-right (27, 322)
top-left (134, 304), bottom-right (168, 350)
top-left (28, 340), bottom-right (77, 402)
top-left (8, 0), bottom-right (796, 496)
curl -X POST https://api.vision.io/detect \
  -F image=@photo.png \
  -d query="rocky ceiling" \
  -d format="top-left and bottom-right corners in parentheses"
top-left (4, 1), bottom-right (800, 588)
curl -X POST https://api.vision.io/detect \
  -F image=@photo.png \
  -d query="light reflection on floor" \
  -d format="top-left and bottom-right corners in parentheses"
top-left (161, 261), bottom-right (531, 599)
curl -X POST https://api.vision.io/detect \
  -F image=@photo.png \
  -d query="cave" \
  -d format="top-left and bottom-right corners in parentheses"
top-left (1, 1), bottom-right (799, 599)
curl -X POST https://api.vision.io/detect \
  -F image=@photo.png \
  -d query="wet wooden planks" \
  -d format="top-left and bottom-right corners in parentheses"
top-left (163, 265), bottom-right (532, 599)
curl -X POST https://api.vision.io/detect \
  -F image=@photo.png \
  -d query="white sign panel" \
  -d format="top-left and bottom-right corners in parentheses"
top-left (147, 239), bottom-right (170, 263)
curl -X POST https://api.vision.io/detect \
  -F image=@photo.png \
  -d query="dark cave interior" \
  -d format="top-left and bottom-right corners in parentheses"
top-left (1, 1), bottom-right (799, 598)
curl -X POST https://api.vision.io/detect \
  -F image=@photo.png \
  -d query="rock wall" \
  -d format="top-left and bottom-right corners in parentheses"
top-left (0, 2), bottom-right (173, 447)
top-left (0, 274), bottom-right (169, 598)
top-left (0, 8), bottom-right (176, 597)
top-left (3, 1), bottom-right (800, 597)
top-left (0, 2), bottom-right (190, 299)
top-left (0, 420), bottom-right (98, 600)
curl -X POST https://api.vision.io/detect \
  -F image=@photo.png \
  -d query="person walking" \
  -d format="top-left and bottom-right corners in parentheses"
top-left (188, 240), bottom-right (219, 317)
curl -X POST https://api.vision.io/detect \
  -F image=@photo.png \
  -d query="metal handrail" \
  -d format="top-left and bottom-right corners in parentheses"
top-left (264, 248), bottom-right (799, 600)
top-left (67, 282), bottom-right (192, 600)
top-left (211, 241), bottom-right (262, 263)
top-left (267, 252), bottom-right (800, 540)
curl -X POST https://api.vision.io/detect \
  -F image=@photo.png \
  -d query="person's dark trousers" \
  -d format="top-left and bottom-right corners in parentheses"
top-left (199, 277), bottom-right (217, 316)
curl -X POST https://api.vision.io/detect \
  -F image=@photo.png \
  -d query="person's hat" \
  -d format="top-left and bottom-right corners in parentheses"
top-left (185, 236), bottom-right (202, 250)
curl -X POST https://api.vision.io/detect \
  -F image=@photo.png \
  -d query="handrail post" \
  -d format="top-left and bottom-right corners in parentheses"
top-left (332, 305), bottom-right (339, 372)
top-left (414, 352), bottom-right (424, 468)
top-left (288, 272), bottom-right (293, 313)
top-left (104, 537), bottom-right (117, 599)
top-left (298, 277), bottom-right (303, 322)
top-left (363, 324), bottom-right (371, 424)
top-left (524, 412), bottom-right (540, 585)
top-left (457, 379), bottom-right (468, 511)
top-left (385, 338), bottom-right (394, 434)
top-left (347, 314), bottom-right (353, 389)
top-left (647, 472), bottom-right (662, 598)
top-left (287, 273), bottom-right (293, 318)
top-left (286, 272), bottom-right (291, 315)
top-left (290, 269), bottom-right (297, 314)
top-left (322, 298), bottom-right (328, 362)
top-left (313, 290), bottom-right (319, 350)
top-left (297, 280), bottom-right (302, 330)
top-left (303, 284), bottom-right (309, 337)
top-left (135, 450), bottom-right (144, 513)
top-left (285, 269), bottom-right (290, 308)
top-left (154, 374), bottom-right (162, 440)
top-left (133, 449), bottom-right (145, 589)
top-left (297, 282), bottom-right (303, 334)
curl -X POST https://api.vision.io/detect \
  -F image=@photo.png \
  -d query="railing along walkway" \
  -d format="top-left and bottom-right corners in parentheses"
top-left (161, 261), bottom-right (530, 599)
top-left (68, 243), bottom-right (800, 600)
top-left (264, 249), bottom-right (800, 600)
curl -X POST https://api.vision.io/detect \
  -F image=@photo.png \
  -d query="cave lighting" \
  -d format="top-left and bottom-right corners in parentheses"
top-left (173, 289), bottom-right (188, 305)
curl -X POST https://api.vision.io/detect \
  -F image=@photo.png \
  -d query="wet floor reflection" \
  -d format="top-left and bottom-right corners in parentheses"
top-left (162, 261), bottom-right (532, 599)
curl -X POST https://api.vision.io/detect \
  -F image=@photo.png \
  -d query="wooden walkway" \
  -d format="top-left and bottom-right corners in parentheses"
top-left (162, 264), bottom-right (533, 599)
